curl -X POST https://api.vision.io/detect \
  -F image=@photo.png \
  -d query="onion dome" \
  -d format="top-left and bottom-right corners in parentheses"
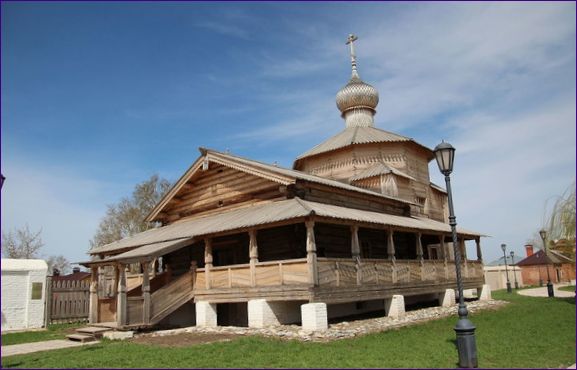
top-left (336, 34), bottom-right (379, 128)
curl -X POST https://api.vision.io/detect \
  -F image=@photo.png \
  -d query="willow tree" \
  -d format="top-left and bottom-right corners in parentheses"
top-left (544, 182), bottom-right (576, 259)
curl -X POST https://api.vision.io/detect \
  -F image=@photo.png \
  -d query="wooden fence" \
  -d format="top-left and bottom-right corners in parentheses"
top-left (45, 276), bottom-right (90, 324)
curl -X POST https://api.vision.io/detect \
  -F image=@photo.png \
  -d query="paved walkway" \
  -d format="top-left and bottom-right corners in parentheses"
top-left (1, 339), bottom-right (98, 358)
top-left (517, 284), bottom-right (575, 298)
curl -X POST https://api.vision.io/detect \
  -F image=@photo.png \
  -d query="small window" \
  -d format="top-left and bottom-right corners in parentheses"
top-left (31, 282), bottom-right (43, 300)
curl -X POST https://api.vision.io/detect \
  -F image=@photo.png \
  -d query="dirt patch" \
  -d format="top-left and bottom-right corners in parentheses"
top-left (131, 332), bottom-right (241, 347)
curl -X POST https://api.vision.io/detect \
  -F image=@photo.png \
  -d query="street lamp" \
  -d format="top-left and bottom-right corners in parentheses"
top-left (539, 229), bottom-right (554, 297)
top-left (434, 141), bottom-right (478, 368)
top-left (501, 243), bottom-right (512, 293)
top-left (0, 173), bottom-right (5, 189)
top-left (510, 251), bottom-right (519, 289)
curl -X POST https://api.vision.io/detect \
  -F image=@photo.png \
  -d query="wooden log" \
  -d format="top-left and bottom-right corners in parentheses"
top-left (204, 239), bottom-right (213, 289)
top-left (306, 220), bottom-right (318, 286)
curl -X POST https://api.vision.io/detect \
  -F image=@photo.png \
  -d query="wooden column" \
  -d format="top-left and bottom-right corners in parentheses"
top-left (416, 232), bottom-right (424, 281)
top-left (116, 264), bottom-right (127, 326)
top-left (204, 238), bottom-right (213, 290)
top-left (142, 261), bottom-right (151, 325)
top-left (440, 235), bottom-right (449, 280)
top-left (460, 237), bottom-right (468, 278)
top-left (89, 266), bottom-right (99, 324)
top-left (249, 229), bottom-right (258, 287)
top-left (475, 237), bottom-right (483, 262)
top-left (351, 225), bottom-right (361, 285)
top-left (387, 228), bottom-right (396, 260)
top-left (306, 220), bottom-right (318, 286)
top-left (114, 265), bottom-right (120, 296)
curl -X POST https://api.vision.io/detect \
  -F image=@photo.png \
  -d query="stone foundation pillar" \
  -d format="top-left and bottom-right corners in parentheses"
top-left (477, 284), bottom-right (492, 301)
top-left (385, 295), bottom-right (405, 318)
top-left (438, 289), bottom-right (456, 307)
top-left (248, 299), bottom-right (280, 328)
top-left (196, 301), bottom-right (217, 327)
top-left (301, 302), bottom-right (328, 331)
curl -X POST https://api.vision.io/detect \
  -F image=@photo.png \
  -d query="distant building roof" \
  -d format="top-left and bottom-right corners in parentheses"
top-left (52, 271), bottom-right (90, 281)
top-left (516, 249), bottom-right (574, 267)
top-left (486, 255), bottom-right (524, 266)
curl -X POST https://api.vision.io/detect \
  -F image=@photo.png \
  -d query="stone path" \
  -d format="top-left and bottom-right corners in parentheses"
top-left (517, 284), bottom-right (575, 298)
top-left (139, 299), bottom-right (507, 342)
top-left (1, 339), bottom-right (98, 358)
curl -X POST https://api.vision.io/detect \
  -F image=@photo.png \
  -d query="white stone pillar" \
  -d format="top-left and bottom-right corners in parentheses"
top-left (438, 289), bottom-right (455, 307)
top-left (89, 266), bottom-right (99, 324)
top-left (196, 301), bottom-right (217, 327)
top-left (248, 299), bottom-right (280, 328)
top-left (301, 302), bottom-right (328, 331)
top-left (306, 221), bottom-right (318, 286)
top-left (384, 295), bottom-right (405, 318)
top-left (477, 284), bottom-right (492, 301)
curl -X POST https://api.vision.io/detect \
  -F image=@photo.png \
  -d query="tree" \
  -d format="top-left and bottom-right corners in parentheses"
top-left (46, 255), bottom-right (71, 275)
top-left (540, 182), bottom-right (576, 259)
top-left (1, 224), bottom-right (44, 258)
top-left (90, 174), bottom-right (171, 249)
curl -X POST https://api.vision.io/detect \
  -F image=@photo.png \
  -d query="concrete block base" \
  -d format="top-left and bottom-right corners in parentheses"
top-left (248, 299), bottom-right (279, 328)
top-left (196, 301), bottom-right (217, 327)
top-left (385, 295), bottom-right (405, 318)
top-left (301, 303), bottom-right (328, 331)
top-left (477, 284), bottom-right (492, 301)
top-left (103, 331), bottom-right (134, 340)
top-left (438, 289), bottom-right (456, 307)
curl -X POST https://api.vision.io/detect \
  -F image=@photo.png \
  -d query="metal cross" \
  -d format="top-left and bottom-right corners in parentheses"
top-left (346, 34), bottom-right (359, 77)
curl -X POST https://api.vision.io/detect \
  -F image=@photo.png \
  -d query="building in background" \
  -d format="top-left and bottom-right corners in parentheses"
top-left (516, 244), bottom-right (575, 285)
top-left (1, 258), bottom-right (48, 332)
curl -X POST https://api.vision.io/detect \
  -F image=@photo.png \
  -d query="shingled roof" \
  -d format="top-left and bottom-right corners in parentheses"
top-left (294, 126), bottom-right (434, 163)
top-left (516, 249), bottom-right (574, 266)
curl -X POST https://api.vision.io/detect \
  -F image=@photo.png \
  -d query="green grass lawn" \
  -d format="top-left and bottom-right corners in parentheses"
top-left (559, 285), bottom-right (576, 292)
top-left (1, 323), bottom-right (84, 346)
top-left (2, 292), bottom-right (575, 368)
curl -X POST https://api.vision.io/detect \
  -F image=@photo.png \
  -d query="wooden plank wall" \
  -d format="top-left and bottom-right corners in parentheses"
top-left (161, 164), bottom-right (284, 223)
top-left (48, 279), bottom-right (90, 324)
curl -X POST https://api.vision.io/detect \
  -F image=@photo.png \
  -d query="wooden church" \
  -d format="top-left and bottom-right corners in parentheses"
top-left (82, 35), bottom-right (488, 332)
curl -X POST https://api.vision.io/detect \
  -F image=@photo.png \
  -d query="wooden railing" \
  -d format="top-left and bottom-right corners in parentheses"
top-left (196, 258), bottom-right (308, 289)
top-left (317, 258), bottom-right (484, 287)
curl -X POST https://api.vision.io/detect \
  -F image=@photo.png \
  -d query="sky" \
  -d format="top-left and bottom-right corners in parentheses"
top-left (1, 2), bottom-right (575, 265)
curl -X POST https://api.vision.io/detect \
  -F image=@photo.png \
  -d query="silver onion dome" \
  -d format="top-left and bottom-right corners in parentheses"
top-left (337, 34), bottom-right (379, 128)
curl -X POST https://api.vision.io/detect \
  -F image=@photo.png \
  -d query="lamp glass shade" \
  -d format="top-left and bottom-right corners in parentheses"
top-left (510, 251), bottom-right (514, 258)
top-left (539, 229), bottom-right (547, 240)
top-left (433, 141), bottom-right (455, 175)
top-left (501, 243), bottom-right (506, 252)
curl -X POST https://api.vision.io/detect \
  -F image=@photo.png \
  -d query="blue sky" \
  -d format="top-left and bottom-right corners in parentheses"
top-left (1, 2), bottom-right (575, 264)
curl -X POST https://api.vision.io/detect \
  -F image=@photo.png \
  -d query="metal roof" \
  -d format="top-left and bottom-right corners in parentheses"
top-left (350, 162), bottom-right (416, 182)
top-left (294, 126), bottom-right (433, 160)
top-left (90, 198), bottom-right (481, 258)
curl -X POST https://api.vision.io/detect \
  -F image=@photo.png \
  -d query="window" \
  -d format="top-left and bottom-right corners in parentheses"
top-left (31, 282), bottom-right (43, 300)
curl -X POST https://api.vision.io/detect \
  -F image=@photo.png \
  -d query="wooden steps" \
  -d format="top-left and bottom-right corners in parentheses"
top-left (67, 326), bottom-right (113, 342)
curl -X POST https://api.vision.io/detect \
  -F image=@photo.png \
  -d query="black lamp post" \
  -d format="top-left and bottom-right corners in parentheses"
top-left (0, 173), bottom-right (5, 189)
top-left (510, 251), bottom-right (519, 289)
top-left (539, 229), bottom-right (554, 297)
top-left (501, 243), bottom-right (512, 293)
top-left (434, 141), bottom-right (478, 368)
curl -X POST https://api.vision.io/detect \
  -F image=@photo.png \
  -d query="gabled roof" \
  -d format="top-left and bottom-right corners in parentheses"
top-left (293, 126), bottom-right (434, 163)
top-left (145, 148), bottom-right (415, 223)
top-left (90, 197), bottom-right (482, 258)
top-left (350, 162), bottom-right (416, 182)
top-left (486, 255), bottom-right (524, 266)
top-left (516, 249), bottom-right (574, 266)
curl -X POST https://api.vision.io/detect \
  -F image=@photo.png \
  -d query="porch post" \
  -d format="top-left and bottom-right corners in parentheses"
top-left (387, 228), bottom-right (396, 260)
top-left (249, 229), bottom-right (258, 287)
top-left (204, 238), bottom-right (213, 290)
top-left (116, 264), bottom-right (127, 326)
top-left (89, 266), bottom-right (99, 324)
top-left (416, 232), bottom-right (424, 281)
top-left (475, 237), bottom-right (483, 262)
top-left (351, 225), bottom-right (361, 285)
top-left (142, 261), bottom-right (151, 325)
top-left (305, 220), bottom-right (318, 286)
top-left (460, 237), bottom-right (468, 278)
top-left (440, 235), bottom-right (449, 280)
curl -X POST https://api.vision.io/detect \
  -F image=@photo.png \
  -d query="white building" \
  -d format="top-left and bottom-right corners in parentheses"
top-left (1, 259), bottom-right (48, 332)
